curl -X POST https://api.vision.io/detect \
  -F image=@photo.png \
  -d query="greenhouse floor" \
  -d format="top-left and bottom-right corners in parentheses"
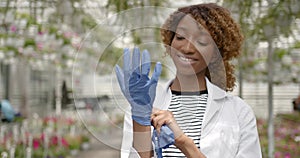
top-left (75, 131), bottom-right (121, 158)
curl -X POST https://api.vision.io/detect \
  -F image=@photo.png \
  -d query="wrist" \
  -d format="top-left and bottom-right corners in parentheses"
top-left (132, 120), bottom-right (152, 154)
top-left (132, 115), bottom-right (151, 126)
top-left (174, 134), bottom-right (206, 158)
top-left (133, 120), bottom-right (151, 128)
top-left (174, 134), bottom-right (193, 147)
top-left (167, 120), bottom-right (184, 138)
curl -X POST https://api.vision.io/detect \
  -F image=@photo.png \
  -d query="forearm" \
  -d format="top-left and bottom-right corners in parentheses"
top-left (133, 120), bottom-right (153, 158)
top-left (175, 134), bottom-right (206, 158)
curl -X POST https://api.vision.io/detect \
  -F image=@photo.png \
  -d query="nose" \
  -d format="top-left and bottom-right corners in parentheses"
top-left (181, 39), bottom-right (196, 54)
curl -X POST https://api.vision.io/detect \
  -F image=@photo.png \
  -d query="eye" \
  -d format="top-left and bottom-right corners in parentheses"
top-left (175, 34), bottom-right (185, 40)
top-left (197, 40), bottom-right (208, 46)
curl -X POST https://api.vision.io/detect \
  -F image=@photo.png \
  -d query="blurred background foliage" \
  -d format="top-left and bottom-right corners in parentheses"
top-left (224, 0), bottom-right (300, 84)
top-left (0, 0), bottom-right (299, 107)
top-left (0, 0), bottom-right (299, 80)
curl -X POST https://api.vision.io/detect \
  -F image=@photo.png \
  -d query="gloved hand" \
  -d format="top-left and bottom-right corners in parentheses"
top-left (115, 47), bottom-right (162, 126)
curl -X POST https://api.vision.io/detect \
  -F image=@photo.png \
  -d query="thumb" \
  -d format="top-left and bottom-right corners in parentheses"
top-left (115, 65), bottom-right (125, 91)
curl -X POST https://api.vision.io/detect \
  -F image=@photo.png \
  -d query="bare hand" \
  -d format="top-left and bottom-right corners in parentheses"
top-left (151, 110), bottom-right (184, 138)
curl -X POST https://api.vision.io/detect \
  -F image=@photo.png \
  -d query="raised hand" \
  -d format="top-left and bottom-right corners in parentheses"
top-left (115, 47), bottom-right (162, 126)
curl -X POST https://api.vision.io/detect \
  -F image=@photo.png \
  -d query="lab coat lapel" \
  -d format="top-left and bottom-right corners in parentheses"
top-left (201, 78), bottom-right (226, 136)
top-left (153, 79), bottom-right (173, 110)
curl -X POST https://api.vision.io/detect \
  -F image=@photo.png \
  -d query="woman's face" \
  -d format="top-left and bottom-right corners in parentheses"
top-left (170, 15), bottom-right (216, 77)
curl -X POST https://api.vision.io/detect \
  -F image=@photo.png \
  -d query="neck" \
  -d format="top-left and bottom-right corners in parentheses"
top-left (171, 73), bottom-right (207, 92)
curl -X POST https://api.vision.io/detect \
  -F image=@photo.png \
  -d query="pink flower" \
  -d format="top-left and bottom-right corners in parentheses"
top-left (10, 25), bottom-right (17, 32)
top-left (40, 133), bottom-right (45, 141)
top-left (61, 138), bottom-right (69, 147)
top-left (51, 136), bottom-right (58, 145)
top-left (275, 152), bottom-right (282, 158)
top-left (284, 153), bottom-right (291, 158)
top-left (33, 138), bottom-right (40, 149)
top-left (66, 118), bottom-right (75, 125)
top-left (37, 42), bottom-right (43, 50)
top-left (43, 116), bottom-right (58, 124)
top-left (18, 47), bottom-right (23, 54)
top-left (63, 32), bottom-right (73, 38)
top-left (50, 136), bottom-right (69, 147)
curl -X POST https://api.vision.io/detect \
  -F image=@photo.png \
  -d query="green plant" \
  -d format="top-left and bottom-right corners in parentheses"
top-left (81, 135), bottom-right (90, 143)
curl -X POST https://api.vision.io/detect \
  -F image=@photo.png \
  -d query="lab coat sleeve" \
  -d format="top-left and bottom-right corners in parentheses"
top-left (121, 110), bottom-right (156, 158)
top-left (121, 80), bottom-right (170, 158)
top-left (121, 110), bottom-right (138, 158)
top-left (236, 99), bottom-right (262, 158)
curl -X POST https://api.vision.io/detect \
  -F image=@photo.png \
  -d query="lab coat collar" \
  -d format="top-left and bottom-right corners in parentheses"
top-left (154, 77), bottom-right (227, 108)
top-left (205, 77), bottom-right (227, 100)
top-left (160, 77), bottom-right (227, 100)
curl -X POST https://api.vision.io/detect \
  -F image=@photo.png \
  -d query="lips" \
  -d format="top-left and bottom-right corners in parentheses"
top-left (177, 54), bottom-right (197, 62)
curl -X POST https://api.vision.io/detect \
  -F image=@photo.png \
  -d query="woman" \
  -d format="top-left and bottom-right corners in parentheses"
top-left (116, 3), bottom-right (262, 158)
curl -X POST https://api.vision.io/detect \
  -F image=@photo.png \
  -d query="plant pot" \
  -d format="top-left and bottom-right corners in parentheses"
top-left (70, 149), bottom-right (79, 156)
top-left (81, 142), bottom-right (90, 151)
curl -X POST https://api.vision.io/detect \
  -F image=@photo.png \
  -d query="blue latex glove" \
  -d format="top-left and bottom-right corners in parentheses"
top-left (1, 100), bottom-right (15, 121)
top-left (115, 47), bottom-right (162, 126)
top-left (152, 126), bottom-right (175, 158)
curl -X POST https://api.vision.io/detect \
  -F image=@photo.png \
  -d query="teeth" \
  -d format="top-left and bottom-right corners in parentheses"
top-left (179, 56), bottom-right (193, 62)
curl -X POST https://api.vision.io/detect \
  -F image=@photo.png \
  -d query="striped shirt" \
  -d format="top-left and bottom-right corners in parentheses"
top-left (162, 90), bottom-right (208, 157)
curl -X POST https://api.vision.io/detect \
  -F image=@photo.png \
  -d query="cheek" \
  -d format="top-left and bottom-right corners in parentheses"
top-left (195, 45), bottom-right (215, 64)
top-left (169, 45), bottom-right (178, 54)
top-left (170, 39), bottom-right (180, 49)
top-left (169, 41), bottom-right (181, 56)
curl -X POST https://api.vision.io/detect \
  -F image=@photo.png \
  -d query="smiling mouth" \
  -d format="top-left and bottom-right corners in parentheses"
top-left (178, 55), bottom-right (197, 62)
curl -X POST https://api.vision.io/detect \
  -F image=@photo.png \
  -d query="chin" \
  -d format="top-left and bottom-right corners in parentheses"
top-left (177, 69), bottom-right (195, 75)
top-left (176, 69), bottom-right (200, 77)
top-left (175, 65), bottom-right (208, 78)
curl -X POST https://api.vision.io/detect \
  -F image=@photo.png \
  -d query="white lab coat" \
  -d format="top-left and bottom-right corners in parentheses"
top-left (121, 78), bottom-right (262, 158)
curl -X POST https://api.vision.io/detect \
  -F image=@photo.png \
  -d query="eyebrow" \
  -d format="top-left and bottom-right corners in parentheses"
top-left (177, 26), bottom-right (210, 36)
top-left (177, 26), bottom-right (187, 31)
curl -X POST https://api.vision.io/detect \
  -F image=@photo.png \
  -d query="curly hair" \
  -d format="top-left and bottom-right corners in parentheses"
top-left (161, 3), bottom-right (244, 91)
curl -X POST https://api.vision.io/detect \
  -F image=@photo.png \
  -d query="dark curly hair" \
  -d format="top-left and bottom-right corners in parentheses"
top-left (161, 3), bottom-right (244, 91)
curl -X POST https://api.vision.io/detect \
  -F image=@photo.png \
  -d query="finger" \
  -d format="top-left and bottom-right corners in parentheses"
top-left (155, 119), bottom-right (166, 134)
top-left (152, 112), bottom-right (169, 132)
top-left (123, 48), bottom-right (131, 80)
top-left (152, 110), bottom-right (174, 126)
top-left (151, 110), bottom-right (163, 118)
top-left (132, 47), bottom-right (140, 74)
top-left (151, 62), bottom-right (162, 82)
top-left (151, 111), bottom-right (160, 121)
top-left (123, 48), bottom-right (130, 72)
top-left (141, 50), bottom-right (151, 75)
top-left (151, 113), bottom-right (161, 128)
top-left (151, 113), bottom-right (156, 120)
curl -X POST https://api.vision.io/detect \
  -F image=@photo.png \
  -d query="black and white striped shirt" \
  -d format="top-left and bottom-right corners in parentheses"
top-left (162, 90), bottom-right (208, 157)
